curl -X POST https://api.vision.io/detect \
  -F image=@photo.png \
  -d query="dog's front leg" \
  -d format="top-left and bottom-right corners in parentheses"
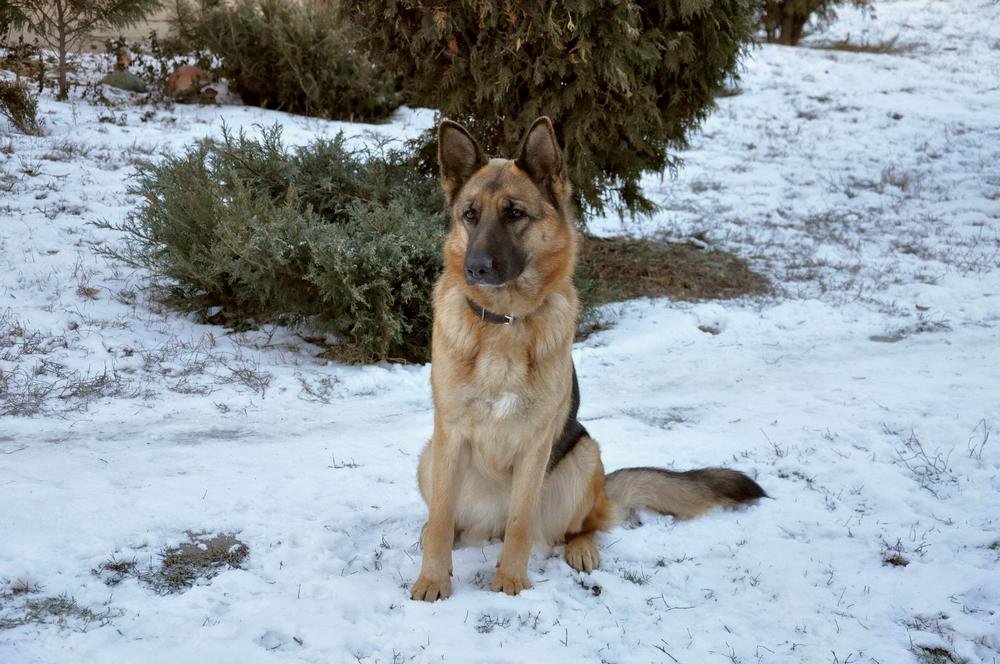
top-left (493, 444), bottom-right (548, 595)
top-left (411, 429), bottom-right (465, 601)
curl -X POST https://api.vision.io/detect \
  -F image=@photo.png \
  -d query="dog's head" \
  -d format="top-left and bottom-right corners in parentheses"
top-left (437, 117), bottom-right (576, 314)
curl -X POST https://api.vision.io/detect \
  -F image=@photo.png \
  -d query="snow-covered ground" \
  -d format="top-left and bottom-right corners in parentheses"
top-left (2, 1), bottom-right (998, 661)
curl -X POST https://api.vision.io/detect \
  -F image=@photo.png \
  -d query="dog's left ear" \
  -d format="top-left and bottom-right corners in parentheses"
top-left (515, 116), bottom-right (565, 190)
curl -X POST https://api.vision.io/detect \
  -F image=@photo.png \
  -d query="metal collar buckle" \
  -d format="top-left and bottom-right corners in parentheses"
top-left (467, 297), bottom-right (518, 326)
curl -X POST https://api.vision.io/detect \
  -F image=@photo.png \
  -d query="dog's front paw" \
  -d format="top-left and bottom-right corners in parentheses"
top-left (491, 569), bottom-right (532, 596)
top-left (411, 574), bottom-right (452, 602)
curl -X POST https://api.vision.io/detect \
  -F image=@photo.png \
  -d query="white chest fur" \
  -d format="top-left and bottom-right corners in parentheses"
top-left (491, 392), bottom-right (521, 419)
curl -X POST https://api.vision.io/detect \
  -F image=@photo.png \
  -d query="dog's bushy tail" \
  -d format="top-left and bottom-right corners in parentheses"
top-left (605, 467), bottom-right (765, 521)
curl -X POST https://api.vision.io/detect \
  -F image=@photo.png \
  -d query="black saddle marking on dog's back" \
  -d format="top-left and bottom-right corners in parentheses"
top-left (547, 363), bottom-right (588, 473)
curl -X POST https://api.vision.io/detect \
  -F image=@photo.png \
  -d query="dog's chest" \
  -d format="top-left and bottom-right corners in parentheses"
top-left (461, 348), bottom-right (531, 421)
top-left (439, 342), bottom-right (547, 476)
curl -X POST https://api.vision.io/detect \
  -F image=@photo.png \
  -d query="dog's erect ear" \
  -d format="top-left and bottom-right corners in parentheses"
top-left (438, 120), bottom-right (487, 203)
top-left (515, 116), bottom-right (564, 188)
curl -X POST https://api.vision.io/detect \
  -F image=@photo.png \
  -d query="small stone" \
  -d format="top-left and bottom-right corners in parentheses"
top-left (99, 71), bottom-right (147, 93)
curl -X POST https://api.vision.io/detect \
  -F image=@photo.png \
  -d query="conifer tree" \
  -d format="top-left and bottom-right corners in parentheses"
top-left (352, 0), bottom-right (755, 219)
top-left (2, 3), bottom-right (26, 43)
top-left (5, 0), bottom-right (161, 99)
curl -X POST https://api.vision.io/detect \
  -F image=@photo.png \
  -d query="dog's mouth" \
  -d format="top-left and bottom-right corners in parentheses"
top-left (465, 272), bottom-right (522, 288)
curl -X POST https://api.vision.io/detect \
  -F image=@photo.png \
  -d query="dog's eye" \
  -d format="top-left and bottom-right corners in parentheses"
top-left (462, 209), bottom-right (477, 223)
top-left (507, 208), bottom-right (525, 221)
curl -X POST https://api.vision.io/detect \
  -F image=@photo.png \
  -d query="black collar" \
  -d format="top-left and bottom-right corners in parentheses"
top-left (466, 297), bottom-right (516, 325)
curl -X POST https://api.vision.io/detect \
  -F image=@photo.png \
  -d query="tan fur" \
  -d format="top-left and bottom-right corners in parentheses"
top-left (410, 118), bottom-right (763, 602)
top-left (606, 470), bottom-right (716, 519)
top-left (605, 467), bottom-right (766, 520)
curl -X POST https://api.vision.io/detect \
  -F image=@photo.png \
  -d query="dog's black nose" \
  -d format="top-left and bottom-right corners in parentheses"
top-left (465, 254), bottom-right (499, 284)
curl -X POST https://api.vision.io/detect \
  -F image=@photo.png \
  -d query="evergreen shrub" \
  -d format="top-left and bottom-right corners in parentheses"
top-left (176, 0), bottom-right (398, 120)
top-left (0, 78), bottom-right (42, 135)
top-left (351, 0), bottom-right (755, 218)
top-left (102, 126), bottom-right (447, 362)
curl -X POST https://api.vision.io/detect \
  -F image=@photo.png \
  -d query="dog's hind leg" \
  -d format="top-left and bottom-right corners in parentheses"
top-left (541, 435), bottom-right (617, 573)
top-left (563, 460), bottom-right (615, 573)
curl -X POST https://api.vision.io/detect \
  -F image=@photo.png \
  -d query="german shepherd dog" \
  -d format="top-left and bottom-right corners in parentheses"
top-left (411, 117), bottom-right (765, 601)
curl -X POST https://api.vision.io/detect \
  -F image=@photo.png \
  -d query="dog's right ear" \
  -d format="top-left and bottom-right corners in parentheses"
top-left (438, 120), bottom-right (487, 203)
